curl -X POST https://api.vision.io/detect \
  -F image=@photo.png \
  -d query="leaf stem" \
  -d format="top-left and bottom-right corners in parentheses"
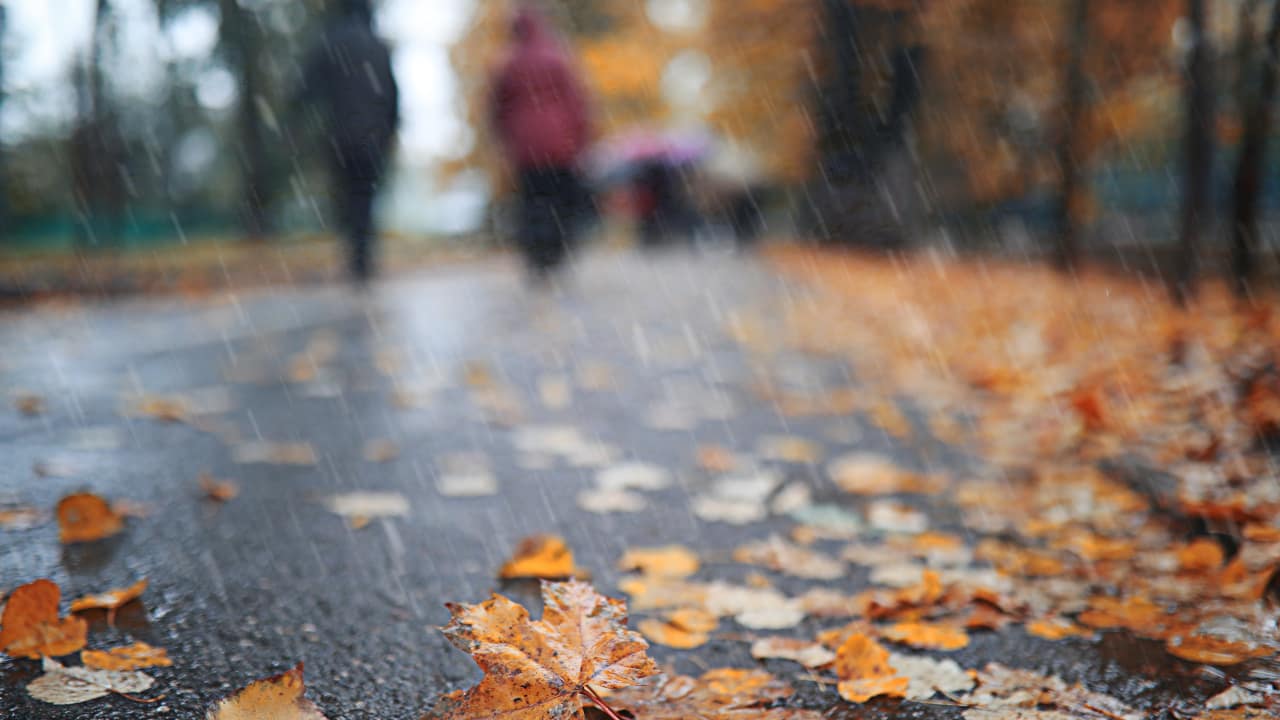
top-left (581, 685), bottom-right (625, 720)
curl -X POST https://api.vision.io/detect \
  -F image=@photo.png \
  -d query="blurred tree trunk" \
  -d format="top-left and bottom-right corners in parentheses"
top-left (0, 5), bottom-right (7, 244)
top-left (71, 0), bottom-right (123, 247)
top-left (1231, 0), bottom-right (1280, 297)
top-left (219, 0), bottom-right (271, 240)
top-left (1055, 0), bottom-right (1089, 270)
top-left (1174, 0), bottom-right (1214, 305)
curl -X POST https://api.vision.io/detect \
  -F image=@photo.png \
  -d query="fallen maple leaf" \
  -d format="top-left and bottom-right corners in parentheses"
top-left (27, 656), bottom-right (155, 705)
top-left (427, 580), bottom-right (657, 719)
top-left (498, 534), bottom-right (581, 580)
top-left (601, 668), bottom-right (822, 719)
top-left (207, 663), bottom-right (328, 719)
top-left (81, 641), bottom-right (172, 671)
top-left (834, 633), bottom-right (908, 703)
top-left (70, 579), bottom-right (148, 623)
top-left (0, 579), bottom-right (89, 659)
top-left (57, 492), bottom-right (125, 544)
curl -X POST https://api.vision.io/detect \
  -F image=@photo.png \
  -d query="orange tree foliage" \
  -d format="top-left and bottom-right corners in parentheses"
top-left (703, 0), bottom-right (818, 184)
top-left (916, 0), bottom-right (1181, 206)
top-left (448, 0), bottom-right (1182, 205)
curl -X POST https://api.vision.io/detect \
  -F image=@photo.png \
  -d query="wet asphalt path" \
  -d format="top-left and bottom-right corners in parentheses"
top-left (0, 248), bottom-right (1224, 719)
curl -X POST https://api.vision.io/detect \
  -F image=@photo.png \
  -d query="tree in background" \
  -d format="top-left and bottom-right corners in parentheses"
top-left (1231, 0), bottom-right (1280, 297)
top-left (1175, 0), bottom-right (1214, 305)
top-left (1056, 0), bottom-right (1090, 269)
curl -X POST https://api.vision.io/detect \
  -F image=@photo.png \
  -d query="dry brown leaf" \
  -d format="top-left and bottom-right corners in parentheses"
top-left (81, 642), bottom-right (172, 671)
top-left (617, 545), bottom-right (700, 578)
top-left (0, 579), bottom-right (88, 659)
top-left (498, 534), bottom-right (581, 580)
top-left (427, 580), bottom-right (657, 719)
top-left (834, 633), bottom-right (908, 703)
top-left (880, 621), bottom-right (970, 650)
top-left (199, 474), bottom-right (240, 502)
top-left (207, 663), bottom-right (328, 719)
top-left (57, 492), bottom-right (125, 544)
top-left (603, 668), bottom-right (822, 720)
top-left (70, 579), bottom-right (148, 616)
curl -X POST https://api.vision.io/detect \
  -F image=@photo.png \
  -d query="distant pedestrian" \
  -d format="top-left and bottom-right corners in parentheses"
top-left (490, 4), bottom-right (592, 281)
top-left (298, 0), bottom-right (399, 285)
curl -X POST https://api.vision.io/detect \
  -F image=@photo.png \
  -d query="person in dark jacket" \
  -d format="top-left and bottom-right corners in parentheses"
top-left (490, 4), bottom-right (592, 280)
top-left (298, 0), bottom-right (399, 284)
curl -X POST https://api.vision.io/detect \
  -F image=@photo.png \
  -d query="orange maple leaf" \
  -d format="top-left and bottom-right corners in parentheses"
top-left (207, 663), bottom-right (327, 719)
top-left (428, 580), bottom-right (657, 719)
top-left (0, 579), bottom-right (88, 659)
top-left (834, 633), bottom-right (908, 703)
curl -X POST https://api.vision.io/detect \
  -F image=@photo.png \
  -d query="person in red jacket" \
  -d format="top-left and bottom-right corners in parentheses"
top-left (490, 4), bottom-right (592, 280)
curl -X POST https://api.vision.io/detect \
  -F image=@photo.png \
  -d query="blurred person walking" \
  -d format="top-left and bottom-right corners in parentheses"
top-left (298, 0), bottom-right (399, 285)
top-left (491, 4), bottom-right (592, 282)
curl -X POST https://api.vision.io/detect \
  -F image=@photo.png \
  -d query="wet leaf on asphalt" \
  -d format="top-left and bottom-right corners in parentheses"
top-left (638, 608), bottom-right (716, 649)
top-left (498, 534), bottom-right (581, 580)
top-left (70, 578), bottom-right (148, 616)
top-left (361, 438), bottom-right (400, 463)
top-left (834, 633), bottom-right (908, 703)
top-left (27, 656), bottom-right (154, 705)
top-left (617, 545), bottom-right (700, 578)
top-left (14, 392), bottom-right (44, 416)
top-left (207, 663), bottom-right (328, 719)
top-left (0, 505), bottom-right (45, 530)
top-left (57, 492), bottom-right (125, 544)
top-left (199, 473), bottom-right (240, 502)
top-left (827, 452), bottom-right (944, 495)
top-left (232, 440), bottom-right (318, 465)
top-left (322, 492), bottom-right (410, 528)
top-left (0, 579), bottom-right (88, 659)
top-left (81, 641), bottom-right (172, 671)
top-left (750, 637), bottom-right (836, 668)
top-left (880, 621), bottom-right (970, 651)
top-left (602, 668), bottom-right (822, 720)
top-left (427, 580), bottom-right (657, 719)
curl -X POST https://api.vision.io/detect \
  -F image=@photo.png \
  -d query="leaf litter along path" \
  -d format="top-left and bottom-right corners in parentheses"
top-left (0, 246), bottom-right (1276, 718)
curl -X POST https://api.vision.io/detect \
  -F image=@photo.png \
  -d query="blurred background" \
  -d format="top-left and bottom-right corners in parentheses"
top-left (0, 0), bottom-right (1276, 293)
